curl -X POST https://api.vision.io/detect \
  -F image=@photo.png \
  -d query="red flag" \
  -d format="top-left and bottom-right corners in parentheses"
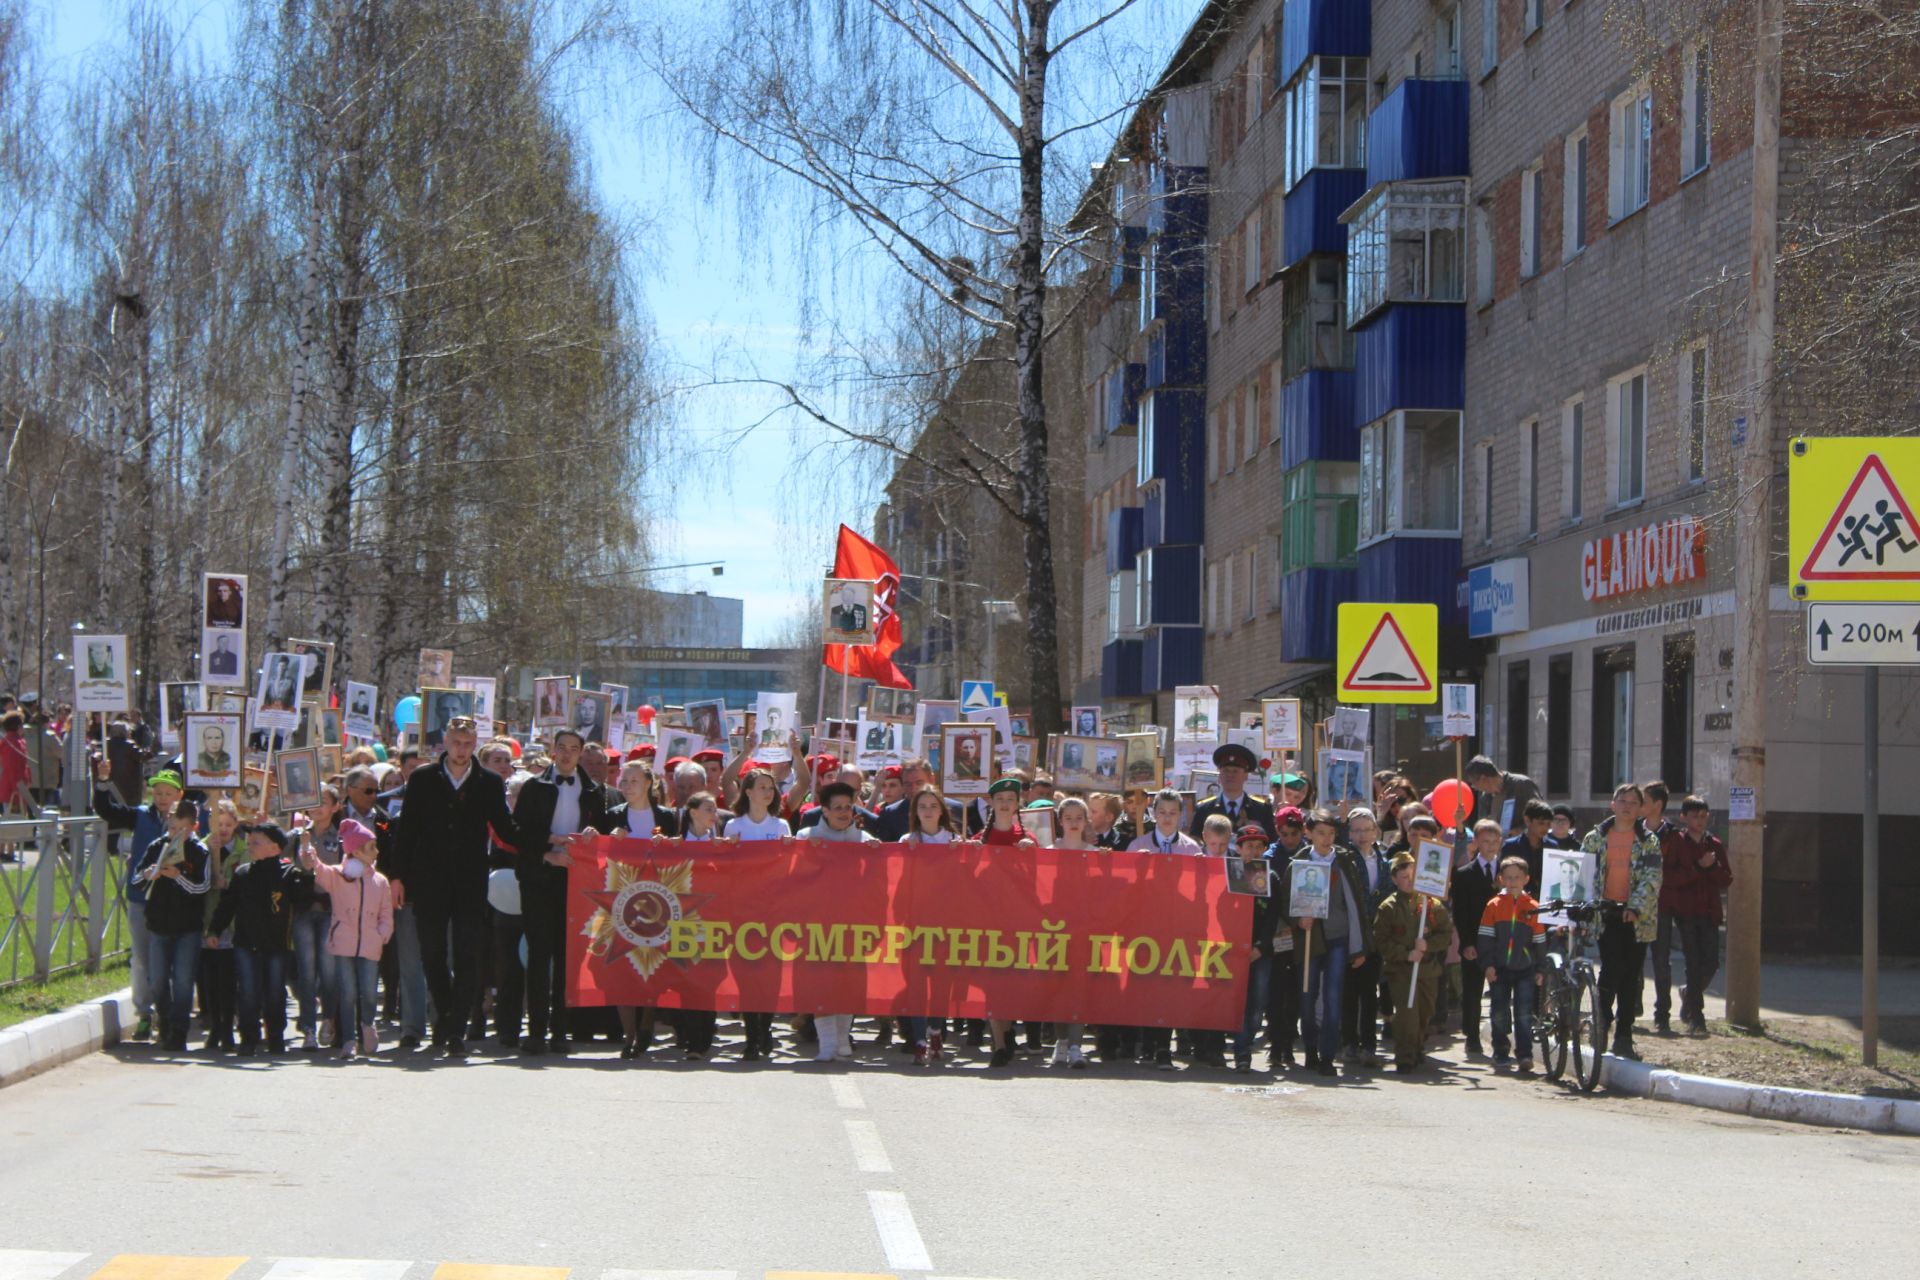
top-left (822, 524), bottom-right (913, 690)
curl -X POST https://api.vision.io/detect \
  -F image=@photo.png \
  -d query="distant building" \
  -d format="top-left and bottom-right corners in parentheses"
top-left (636, 589), bottom-right (744, 649)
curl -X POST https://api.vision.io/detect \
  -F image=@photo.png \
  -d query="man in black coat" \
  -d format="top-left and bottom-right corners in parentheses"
top-left (1449, 819), bottom-right (1505, 1056)
top-left (390, 717), bottom-right (522, 1057)
top-left (1189, 743), bottom-right (1277, 843)
top-left (512, 728), bottom-right (609, 1054)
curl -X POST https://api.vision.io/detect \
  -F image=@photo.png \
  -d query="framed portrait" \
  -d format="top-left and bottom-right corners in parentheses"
top-left (869, 686), bottom-right (915, 721)
top-left (683, 698), bottom-right (727, 749)
top-left (254, 651), bottom-right (303, 729)
top-left (1414, 838), bottom-right (1454, 898)
top-left (1261, 698), bottom-right (1302, 751)
top-left (1190, 767), bottom-right (1222, 804)
top-left (1011, 737), bottom-right (1036, 771)
top-left (417, 648), bottom-right (454, 690)
top-left (1319, 749), bottom-right (1369, 809)
top-left (203, 572), bottom-right (247, 631)
top-left (822, 578), bottom-right (877, 646)
top-left (855, 716), bottom-right (901, 769)
top-left (821, 718), bottom-right (858, 749)
top-left (1330, 706), bottom-right (1371, 753)
top-left (455, 674), bottom-right (498, 736)
top-left (1069, 705), bottom-right (1103, 737)
top-left (420, 686), bottom-right (477, 752)
top-left (1289, 859), bottom-right (1331, 919)
top-left (566, 688), bottom-right (614, 744)
top-left (316, 707), bottom-right (343, 748)
top-left (1539, 850), bottom-right (1596, 925)
top-left (159, 681), bottom-right (205, 750)
top-left (754, 692), bottom-right (797, 762)
top-left (208, 689), bottom-right (247, 715)
top-left (1226, 856), bottom-right (1273, 898)
top-left (915, 699), bottom-right (957, 753)
top-left (658, 727), bottom-right (697, 762)
top-left (1173, 684), bottom-right (1220, 743)
top-left (1009, 712), bottom-right (1032, 739)
top-left (73, 633), bottom-right (130, 714)
top-left (273, 747), bottom-right (323, 814)
top-left (533, 675), bottom-right (572, 729)
top-left (343, 681), bottom-right (379, 740)
top-left (964, 703), bottom-right (1013, 769)
top-left (1022, 805), bottom-right (1055, 848)
top-left (1052, 735), bottom-right (1103, 791)
top-left (940, 722), bottom-right (992, 796)
top-left (233, 765), bottom-right (269, 819)
top-left (317, 744), bottom-right (344, 781)
top-left (1119, 732), bottom-right (1161, 789)
top-left (598, 683), bottom-right (629, 720)
top-left (287, 638), bottom-right (335, 704)
top-left (181, 712), bottom-right (243, 789)
top-left (199, 626), bottom-right (247, 689)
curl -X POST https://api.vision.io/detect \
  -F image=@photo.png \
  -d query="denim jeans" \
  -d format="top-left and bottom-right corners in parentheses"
top-left (335, 955), bottom-right (381, 1030)
top-left (1488, 969), bottom-right (1538, 1058)
top-left (147, 930), bottom-right (201, 1042)
top-left (1233, 953), bottom-right (1274, 1059)
top-left (234, 948), bottom-right (289, 1045)
top-left (126, 906), bottom-right (153, 1018)
top-left (392, 904), bottom-right (430, 1038)
top-left (1301, 938), bottom-right (1351, 1062)
top-left (291, 908), bottom-right (338, 1034)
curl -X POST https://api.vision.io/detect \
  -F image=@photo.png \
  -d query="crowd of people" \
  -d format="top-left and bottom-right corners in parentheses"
top-left (16, 686), bottom-right (1731, 1082)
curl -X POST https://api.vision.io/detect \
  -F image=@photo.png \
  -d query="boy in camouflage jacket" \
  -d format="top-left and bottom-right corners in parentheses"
top-left (1580, 783), bottom-right (1663, 1058)
top-left (1374, 852), bottom-right (1455, 1072)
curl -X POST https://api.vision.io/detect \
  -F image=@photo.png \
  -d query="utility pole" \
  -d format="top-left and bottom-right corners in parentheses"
top-left (1727, 0), bottom-right (1784, 1030)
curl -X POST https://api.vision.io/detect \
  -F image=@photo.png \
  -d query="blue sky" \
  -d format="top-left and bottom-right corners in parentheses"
top-left (41, 0), bottom-right (1198, 646)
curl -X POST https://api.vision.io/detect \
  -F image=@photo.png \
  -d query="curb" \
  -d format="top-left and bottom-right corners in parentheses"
top-left (0, 987), bottom-right (134, 1089)
top-left (1599, 1052), bottom-right (1919, 1135)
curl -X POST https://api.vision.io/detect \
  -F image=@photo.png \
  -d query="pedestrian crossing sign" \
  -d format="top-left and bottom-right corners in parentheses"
top-left (1791, 437), bottom-right (1920, 601)
top-left (1337, 603), bottom-right (1438, 704)
top-left (960, 679), bottom-right (995, 712)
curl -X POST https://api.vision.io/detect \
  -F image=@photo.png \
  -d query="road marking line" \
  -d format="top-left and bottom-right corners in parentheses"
top-left (844, 1118), bottom-right (894, 1174)
top-left (262, 1261), bottom-right (411, 1280)
top-left (764, 1273), bottom-right (897, 1279)
top-left (0, 1251), bottom-right (88, 1280)
top-left (828, 1077), bottom-right (866, 1110)
top-left (89, 1260), bottom-right (247, 1280)
top-left (600, 1271), bottom-right (737, 1280)
top-left (430, 1267), bottom-right (569, 1280)
top-left (865, 1190), bottom-right (933, 1273)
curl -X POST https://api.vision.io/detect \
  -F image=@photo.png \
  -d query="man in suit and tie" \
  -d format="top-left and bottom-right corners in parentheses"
top-left (512, 727), bottom-right (610, 1055)
top-left (390, 717), bottom-right (524, 1057)
top-left (1449, 819), bottom-right (1505, 1056)
top-left (1189, 743), bottom-right (1277, 843)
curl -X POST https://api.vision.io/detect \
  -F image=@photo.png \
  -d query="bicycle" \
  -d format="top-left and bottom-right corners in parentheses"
top-left (1529, 899), bottom-right (1614, 1093)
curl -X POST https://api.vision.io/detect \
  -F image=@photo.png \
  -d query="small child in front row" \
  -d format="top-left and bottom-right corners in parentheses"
top-left (1478, 855), bottom-right (1547, 1070)
top-left (299, 818), bottom-right (392, 1059)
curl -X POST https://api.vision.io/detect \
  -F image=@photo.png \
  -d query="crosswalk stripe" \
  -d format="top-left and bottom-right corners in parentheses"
top-left (763, 1273), bottom-right (898, 1279)
top-left (599, 1272), bottom-right (737, 1280)
top-left (0, 1250), bottom-right (89, 1280)
top-left (89, 1258), bottom-right (247, 1280)
top-left (429, 1268), bottom-right (568, 1280)
top-left (261, 1260), bottom-right (411, 1280)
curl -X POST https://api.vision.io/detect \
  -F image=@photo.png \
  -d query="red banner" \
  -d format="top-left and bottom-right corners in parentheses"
top-left (565, 838), bottom-right (1250, 1031)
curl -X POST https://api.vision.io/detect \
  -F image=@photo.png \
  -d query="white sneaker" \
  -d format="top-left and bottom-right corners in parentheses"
top-left (1068, 1044), bottom-right (1088, 1069)
top-left (301, 1029), bottom-right (319, 1052)
top-left (1050, 1041), bottom-right (1071, 1066)
top-left (836, 1030), bottom-right (855, 1059)
top-left (813, 1020), bottom-right (837, 1062)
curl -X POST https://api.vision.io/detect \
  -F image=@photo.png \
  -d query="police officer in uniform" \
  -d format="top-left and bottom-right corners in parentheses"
top-left (1188, 742), bottom-right (1276, 843)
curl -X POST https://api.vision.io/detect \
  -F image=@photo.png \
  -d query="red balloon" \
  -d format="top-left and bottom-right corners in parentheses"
top-left (507, 738), bottom-right (522, 759)
top-left (1428, 778), bottom-right (1473, 826)
top-left (637, 704), bottom-right (657, 726)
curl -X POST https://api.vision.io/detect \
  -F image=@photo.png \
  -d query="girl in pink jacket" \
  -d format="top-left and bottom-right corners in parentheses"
top-left (299, 818), bottom-right (393, 1059)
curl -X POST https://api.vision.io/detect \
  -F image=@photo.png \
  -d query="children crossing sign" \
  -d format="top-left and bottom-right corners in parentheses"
top-left (1791, 437), bottom-right (1920, 601)
top-left (1337, 603), bottom-right (1438, 704)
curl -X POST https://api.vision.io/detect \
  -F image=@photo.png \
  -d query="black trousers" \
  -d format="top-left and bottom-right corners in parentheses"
top-left (197, 947), bottom-right (236, 1043)
top-left (491, 911), bottom-right (526, 1042)
top-left (1653, 911), bottom-right (1720, 1023)
top-left (1341, 949), bottom-right (1381, 1054)
top-left (1265, 949), bottom-right (1299, 1058)
top-left (414, 893), bottom-right (486, 1045)
top-left (519, 878), bottom-right (570, 1042)
top-left (1597, 915), bottom-right (1646, 1035)
top-left (1458, 954), bottom-right (1487, 1047)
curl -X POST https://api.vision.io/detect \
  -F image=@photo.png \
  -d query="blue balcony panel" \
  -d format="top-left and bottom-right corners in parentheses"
top-left (1101, 638), bottom-right (1145, 699)
top-left (1109, 226), bottom-right (1147, 296)
top-left (1138, 386), bottom-right (1206, 496)
top-left (1356, 537), bottom-right (1464, 625)
top-left (1281, 369), bottom-right (1360, 471)
top-left (1366, 79), bottom-right (1470, 188)
top-left (1353, 304), bottom-right (1466, 426)
top-left (1144, 544), bottom-right (1202, 627)
top-left (1279, 566), bottom-right (1355, 662)
top-left (1105, 506), bottom-right (1144, 573)
top-left (1105, 362), bottom-right (1145, 435)
top-left (1146, 169), bottom-right (1209, 239)
top-left (1282, 168), bottom-right (1368, 271)
top-left (1143, 625), bottom-right (1205, 692)
top-left (1279, 0), bottom-right (1372, 86)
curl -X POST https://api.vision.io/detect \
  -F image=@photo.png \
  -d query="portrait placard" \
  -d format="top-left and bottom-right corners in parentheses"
top-left (533, 676), bottom-right (572, 729)
top-left (455, 675), bottom-right (498, 738)
top-left (1289, 860), bottom-right (1331, 919)
top-left (417, 648), bottom-right (453, 690)
top-left (181, 712), bottom-right (242, 789)
top-left (253, 652), bottom-right (303, 732)
top-left (420, 687), bottom-right (477, 751)
top-left (73, 634), bottom-right (130, 714)
top-left (1173, 685), bottom-right (1220, 743)
top-left (1069, 704), bottom-right (1103, 737)
top-left (343, 682), bottom-right (378, 741)
top-left (287, 638), bottom-right (334, 705)
top-left (822, 578), bottom-right (877, 646)
top-left (159, 681), bottom-right (205, 750)
top-left (1119, 732), bottom-right (1162, 790)
top-left (1226, 857), bottom-right (1273, 898)
top-left (1414, 838), bottom-right (1454, 898)
top-left (754, 692), bottom-right (797, 762)
top-left (273, 747), bottom-right (322, 814)
top-left (940, 722), bottom-right (992, 796)
top-left (1261, 698), bottom-right (1302, 751)
top-left (199, 626), bottom-right (247, 689)
top-left (566, 688), bottom-right (614, 745)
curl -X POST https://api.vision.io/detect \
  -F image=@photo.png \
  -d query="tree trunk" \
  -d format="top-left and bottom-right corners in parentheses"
top-left (1014, 0), bottom-right (1063, 737)
top-left (264, 188), bottom-right (327, 649)
top-left (315, 195), bottom-right (367, 679)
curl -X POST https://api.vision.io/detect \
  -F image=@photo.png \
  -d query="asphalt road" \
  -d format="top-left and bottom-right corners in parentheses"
top-left (1, 1023), bottom-right (1913, 1280)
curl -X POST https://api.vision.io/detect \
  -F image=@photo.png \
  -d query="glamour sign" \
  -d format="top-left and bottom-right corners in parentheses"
top-left (1581, 515), bottom-right (1706, 602)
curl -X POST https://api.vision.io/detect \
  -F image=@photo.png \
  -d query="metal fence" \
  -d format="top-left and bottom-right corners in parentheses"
top-left (0, 813), bottom-right (123, 989)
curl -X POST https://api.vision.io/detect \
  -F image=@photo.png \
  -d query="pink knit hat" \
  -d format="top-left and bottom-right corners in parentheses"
top-left (338, 818), bottom-right (376, 858)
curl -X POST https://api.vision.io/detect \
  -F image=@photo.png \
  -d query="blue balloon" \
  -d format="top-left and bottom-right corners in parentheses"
top-left (393, 694), bottom-right (420, 732)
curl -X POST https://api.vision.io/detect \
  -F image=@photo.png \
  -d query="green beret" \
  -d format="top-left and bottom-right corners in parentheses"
top-left (150, 770), bottom-right (184, 791)
top-left (987, 777), bottom-right (1024, 797)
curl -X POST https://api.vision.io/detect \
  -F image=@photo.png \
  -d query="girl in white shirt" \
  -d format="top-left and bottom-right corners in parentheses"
top-left (1048, 796), bottom-right (1097, 1069)
top-left (723, 769), bottom-right (788, 1061)
top-left (681, 793), bottom-right (720, 841)
top-left (901, 785), bottom-right (956, 845)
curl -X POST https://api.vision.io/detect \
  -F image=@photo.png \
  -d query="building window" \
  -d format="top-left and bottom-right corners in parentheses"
top-left (1284, 56), bottom-right (1368, 190)
top-left (1268, 360), bottom-right (1284, 442)
top-left (1343, 179), bottom-right (1468, 322)
top-left (1107, 571), bottom-right (1137, 642)
top-left (1546, 653), bottom-right (1572, 795)
top-left (1436, 5), bottom-right (1463, 77)
top-left (1243, 209), bottom-right (1263, 294)
top-left (1610, 83), bottom-right (1652, 220)
top-left (1661, 633), bottom-right (1695, 790)
top-left (1563, 130), bottom-right (1588, 259)
top-left (1137, 393), bottom-right (1157, 485)
top-left (1610, 369), bottom-right (1647, 504)
top-left (1223, 400), bottom-right (1238, 477)
top-left (1359, 410), bottom-right (1462, 544)
top-left (1523, 418), bottom-right (1540, 536)
top-left (1480, 0), bottom-right (1499, 77)
top-left (1244, 383), bottom-right (1260, 463)
top-left (1506, 660), bottom-right (1532, 782)
top-left (1222, 556), bottom-right (1236, 631)
top-left (1520, 163), bottom-right (1543, 277)
top-left (1137, 547), bottom-right (1154, 625)
top-left (1241, 548), bottom-right (1257, 621)
top-left (1524, 0), bottom-right (1543, 36)
top-left (1563, 396), bottom-right (1585, 519)
top-left (1590, 644), bottom-right (1635, 796)
top-left (1683, 43), bottom-right (1712, 177)
top-left (1206, 560), bottom-right (1219, 632)
top-left (1479, 441), bottom-right (1495, 544)
top-left (1682, 342), bottom-right (1708, 484)
top-left (1472, 199), bottom-right (1495, 305)
top-left (1282, 461), bottom-right (1360, 571)
top-left (1282, 256), bottom-right (1354, 379)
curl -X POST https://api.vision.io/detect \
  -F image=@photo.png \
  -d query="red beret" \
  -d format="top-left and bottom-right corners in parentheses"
top-left (692, 748), bottom-right (724, 764)
top-left (808, 752), bottom-right (840, 773)
top-left (1275, 805), bottom-right (1306, 827)
top-left (663, 756), bottom-right (690, 772)
top-left (632, 743), bottom-right (657, 759)
top-left (879, 764), bottom-right (904, 780)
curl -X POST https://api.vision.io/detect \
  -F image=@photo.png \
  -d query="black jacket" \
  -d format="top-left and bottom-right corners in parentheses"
top-left (513, 768), bottom-right (612, 887)
top-left (1189, 793), bottom-right (1277, 844)
top-left (1451, 855), bottom-right (1500, 952)
top-left (390, 758), bottom-right (520, 906)
top-left (871, 796), bottom-right (911, 841)
top-left (207, 856), bottom-right (314, 951)
top-left (595, 800), bottom-right (682, 839)
top-left (136, 835), bottom-right (213, 935)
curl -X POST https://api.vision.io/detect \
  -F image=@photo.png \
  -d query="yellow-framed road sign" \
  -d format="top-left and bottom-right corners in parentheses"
top-left (1790, 436), bottom-right (1920, 602)
top-left (1336, 603), bottom-right (1438, 704)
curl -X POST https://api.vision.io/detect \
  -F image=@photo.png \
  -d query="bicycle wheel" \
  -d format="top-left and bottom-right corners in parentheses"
top-left (1572, 966), bottom-right (1608, 1093)
top-left (1538, 957), bottom-right (1569, 1080)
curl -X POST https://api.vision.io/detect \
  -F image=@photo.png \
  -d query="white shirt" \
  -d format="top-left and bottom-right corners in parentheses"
top-left (908, 830), bottom-right (954, 844)
top-left (624, 806), bottom-right (655, 838)
top-left (1127, 829), bottom-right (1201, 855)
top-left (550, 770), bottom-right (583, 836)
top-left (445, 760), bottom-right (471, 790)
top-left (727, 813), bottom-right (790, 841)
